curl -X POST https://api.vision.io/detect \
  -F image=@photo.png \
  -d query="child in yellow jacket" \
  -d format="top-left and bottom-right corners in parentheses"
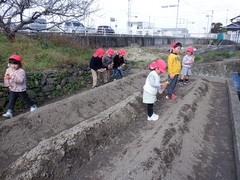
top-left (166, 42), bottom-right (182, 99)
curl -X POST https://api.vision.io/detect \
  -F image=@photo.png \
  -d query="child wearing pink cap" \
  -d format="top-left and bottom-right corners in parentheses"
top-left (143, 59), bottom-right (167, 121)
top-left (166, 42), bottom-right (182, 99)
top-left (89, 48), bottom-right (105, 88)
top-left (3, 54), bottom-right (37, 118)
top-left (178, 46), bottom-right (195, 86)
top-left (112, 49), bottom-right (126, 80)
top-left (102, 48), bottom-right (114, 83)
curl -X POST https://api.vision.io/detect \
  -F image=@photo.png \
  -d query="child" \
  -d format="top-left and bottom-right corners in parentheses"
top-left (89, 48), bottom-right (105, 88)
top-left (166, 42), bottom-right (182, 100)
top-left (2, 54), bottom-right (37, 118)
top-left (112, 49), bottom-right (126, 80)
top-left (143, 59), bottom-right (167, 121)
top-left (102, 48), bottom-right (114, 83)
top-left (178, 46), bottom-right (195, 86)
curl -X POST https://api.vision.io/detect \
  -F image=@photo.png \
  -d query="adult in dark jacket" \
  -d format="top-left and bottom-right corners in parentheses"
top-left (112, 49), bottom-right (126, 80)
top-left (89, 48), bottom-right (105, 88)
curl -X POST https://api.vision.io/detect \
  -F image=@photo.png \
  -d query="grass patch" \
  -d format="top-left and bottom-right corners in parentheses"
top-left (0, 33), bottom-right (94, 77)
top-left (195, 51), bottom-right (240, 63)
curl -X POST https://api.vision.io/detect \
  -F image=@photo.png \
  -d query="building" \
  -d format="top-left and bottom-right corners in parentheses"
top-left (130, 21), bottom-right (155, 35)
top-left (223, 15), bottom-right (240, 43)
top-left (130, 21), bottom-right (188, 37)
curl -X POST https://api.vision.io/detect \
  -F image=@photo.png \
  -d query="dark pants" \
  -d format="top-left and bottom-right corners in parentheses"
top-left (113, 67), bottom-right (123, 79)
top-left (147, 104), bottom-right (153, 117)
top-left (7, 91), bottom-right (34, 111)
top-left (167, 74), bottom-right (179, 98)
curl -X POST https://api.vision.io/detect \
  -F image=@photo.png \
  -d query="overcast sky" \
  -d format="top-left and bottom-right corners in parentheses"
top-left (89, 0), bottom-right (239, 34)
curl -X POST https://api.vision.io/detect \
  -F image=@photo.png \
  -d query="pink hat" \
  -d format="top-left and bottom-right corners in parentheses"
top-left (170, 42), bottom-right (182, 48)
top-left (107, 48), bottom-right (114, 55)
top-left (186, 46), bottom-right (194, 53)
top-left (155, 59), bottom-right (167, 73)
top-left (149, 62), bottom-right (156, 70)
top-left (117, 49), bottom-right (126, 56)
top-left (93, 48), bottom-right (105, 57)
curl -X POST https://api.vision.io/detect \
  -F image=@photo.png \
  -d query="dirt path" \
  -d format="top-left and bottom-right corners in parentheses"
top-left (66, 77), bottom-right (236, 180)
top-left (0, 71), bottom-right (236, 179)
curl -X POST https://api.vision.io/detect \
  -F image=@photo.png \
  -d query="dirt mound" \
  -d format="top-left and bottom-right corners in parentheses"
top-left (0, 70), bottom-right (236, 179)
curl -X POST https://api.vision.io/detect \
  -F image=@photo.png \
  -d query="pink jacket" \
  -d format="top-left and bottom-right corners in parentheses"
top-left (4, 67), bottom-right (27, 92)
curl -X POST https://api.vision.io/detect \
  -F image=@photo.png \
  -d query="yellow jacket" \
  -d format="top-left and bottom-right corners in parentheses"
top-left (167, 53), bottom-right (181, 76)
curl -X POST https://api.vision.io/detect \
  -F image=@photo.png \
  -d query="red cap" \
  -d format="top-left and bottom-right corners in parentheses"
top-left (117, 49), bottom-right (126, 56)
top-left (9, 54), bottom-right (22, 62)
top-left (107, 48), bottom-right (114, 55)
top-left (93, 48), bottom-right (105, 57)
top-left (155, 59), bottom-right (167, 73)
top-left (186, 46), bottom-right (194, 53)
top-left (149, 62), bottom-right (156, 70)
top-left (171, 42), bottom-right (182, 48)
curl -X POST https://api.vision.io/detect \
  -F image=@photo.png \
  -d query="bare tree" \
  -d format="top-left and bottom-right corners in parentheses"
top-left (0, 0), bottom-right (98, 42)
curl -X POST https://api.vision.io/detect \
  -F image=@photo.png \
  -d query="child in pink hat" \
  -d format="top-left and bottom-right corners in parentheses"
top-left (112, 49), bottom-right (126, 80)
top-left (3, 54), bottom-right (37, 118)
top-left (89, 48), bottom-right (105, 88)
top-left (143, 59), bottom-right (167, 121)
top-left (102, 48), bottom-right (115, 83)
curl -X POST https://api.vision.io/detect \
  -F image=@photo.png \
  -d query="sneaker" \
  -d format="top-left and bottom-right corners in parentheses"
top-left (184, 81), bottom-right (188, 85)
top-left (147, 114), bottom-right (159, 121)
top-left (2, 110), bottom-right (13, 118)
top-left (172, 93), bottom-right (177, 99)
top-left (152, 113), bottom-right (159, 119)
top-left (30, 105), bottom-right (37, 112)
top-left (166, 94), bottom-right (177, 100)
top-left (178, 82), bottom-right (184, 86)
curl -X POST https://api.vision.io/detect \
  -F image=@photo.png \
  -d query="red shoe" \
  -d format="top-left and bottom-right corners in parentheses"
top-left (172, 93), bottom-right (177, 99)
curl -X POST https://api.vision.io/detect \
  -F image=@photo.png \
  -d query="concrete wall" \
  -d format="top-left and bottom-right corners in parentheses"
top-left (74, 34), bottom-right (237, 48)
top-left (192, 59), bottom-right (240, 78)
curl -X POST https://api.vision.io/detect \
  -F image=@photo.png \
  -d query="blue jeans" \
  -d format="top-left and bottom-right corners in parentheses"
top-left (113, 67), bottom-right (123, 79)
top-left (7, 91), bottom-right (34, 111)
top-left (167, 74), bottom-right (179, 98)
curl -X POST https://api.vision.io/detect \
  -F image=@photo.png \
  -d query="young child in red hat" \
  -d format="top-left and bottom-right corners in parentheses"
top-left (143, 59), bottom-right (167, 121)
top-left (3, 54), bottom-right (37, 118)
top-left (102, 48), bottom-right (114, 83)
top-left (112, 49), bottom-right (126, 80)
top-left (178, 46), bottom-right (195, 86)
top-left (89, 48), bottom-right (105, 88)
top-left (166, 42), bottom-right (182, 100)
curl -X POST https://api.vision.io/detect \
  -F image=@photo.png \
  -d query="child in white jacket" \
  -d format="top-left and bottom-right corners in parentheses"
top-left (143, 59), bottom-right (167, 121)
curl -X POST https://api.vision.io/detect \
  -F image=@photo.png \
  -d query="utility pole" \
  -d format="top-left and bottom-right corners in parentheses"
top-left (210, 10), bottom-right (214, 28)
top-left (175, 0), bottom-right (180, 34)
top-left (128, 0), bottom-right (132, 34)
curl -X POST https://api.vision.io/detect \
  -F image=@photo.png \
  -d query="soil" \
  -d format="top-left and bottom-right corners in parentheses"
top-left (0, 45), bottom-right (237, 179)
top-left (0, 72), bottom-right (236, 180)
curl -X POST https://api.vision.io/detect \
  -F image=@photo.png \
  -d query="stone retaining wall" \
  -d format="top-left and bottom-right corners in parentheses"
top-left (0, 67), bottom-right (91, 113)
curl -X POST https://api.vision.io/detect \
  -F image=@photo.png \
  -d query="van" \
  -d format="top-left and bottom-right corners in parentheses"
top-left (97, 25), bottom-right (115, 34)
top-left (64, 21), bottom-right (85, 33)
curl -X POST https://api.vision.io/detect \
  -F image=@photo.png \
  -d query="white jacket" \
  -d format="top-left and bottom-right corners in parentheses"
top-left (143, 70), bottom-right (160, 95)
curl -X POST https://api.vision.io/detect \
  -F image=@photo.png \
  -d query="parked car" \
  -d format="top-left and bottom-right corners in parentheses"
top-left (64, 21), bottom-right (85, 33)
top-left (97, 25), bottom-right (115, 34)
top-left (21, 18), bottom-right (47, 32)
top-left (86, 27), bottom-right (97, 33)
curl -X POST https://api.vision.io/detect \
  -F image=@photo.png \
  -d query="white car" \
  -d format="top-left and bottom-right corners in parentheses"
top-left (23, 18), bottom-right (47, 32)
top-left (64, 21), bottom-right (85, 33)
